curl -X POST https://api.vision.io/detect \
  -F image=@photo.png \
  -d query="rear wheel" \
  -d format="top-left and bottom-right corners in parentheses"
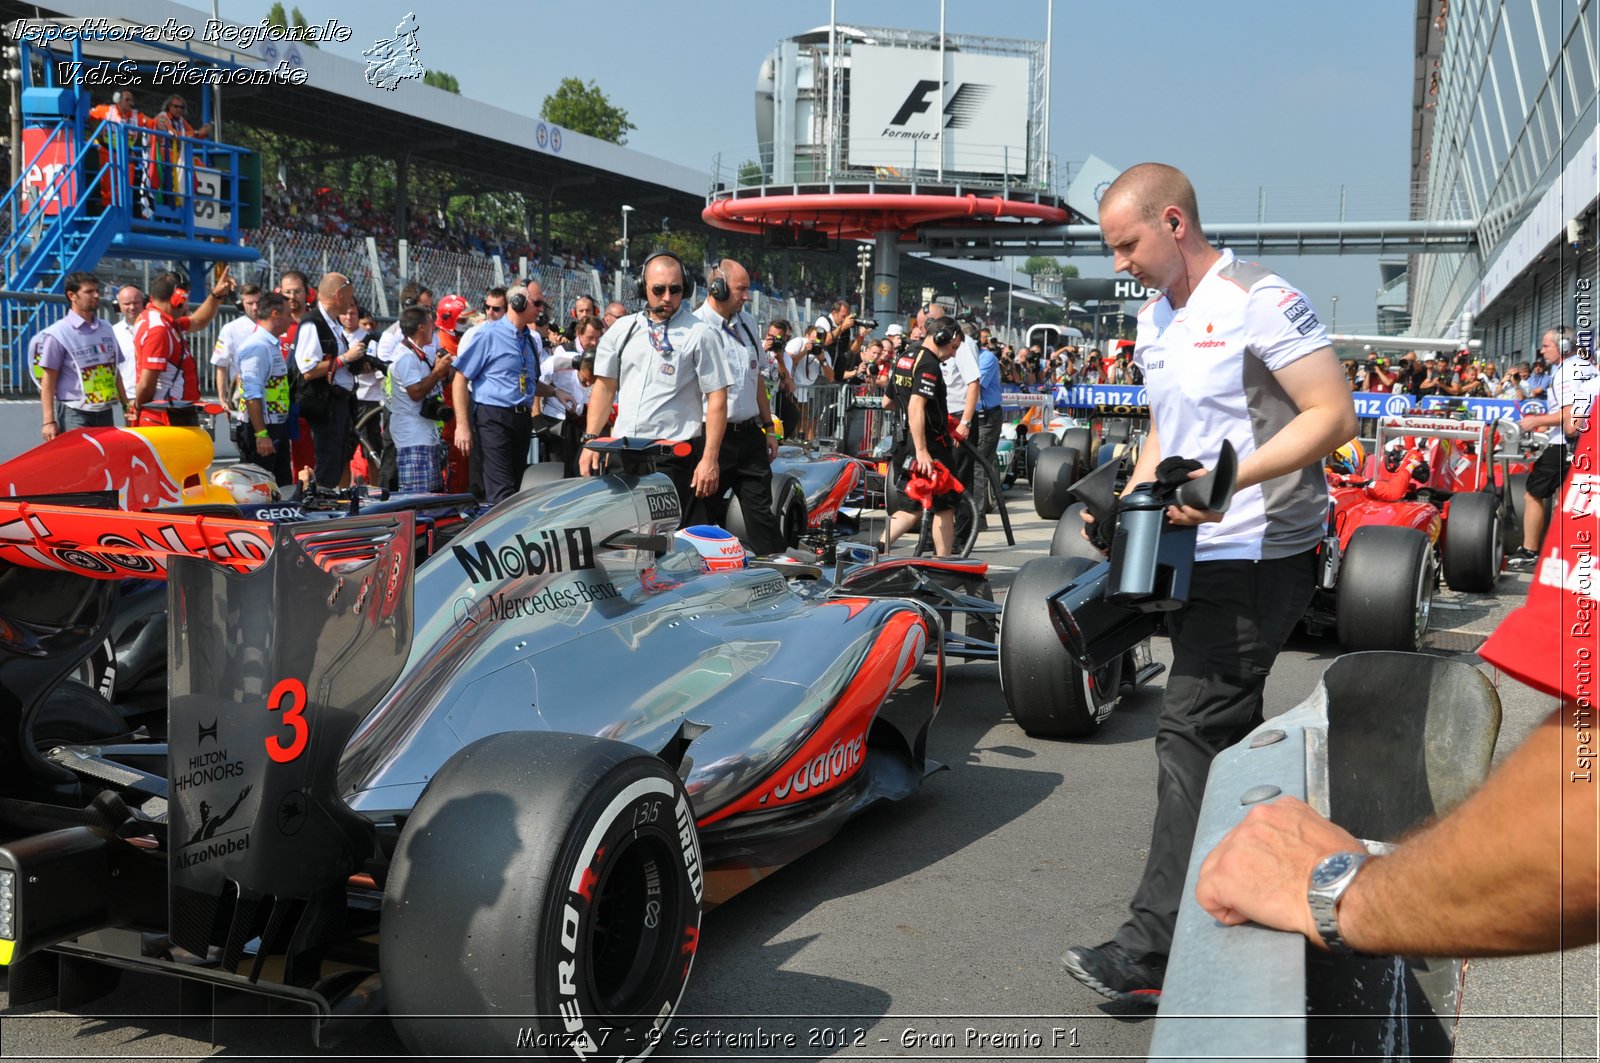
top-left (1500, 470), bottom-right (1530, 547)
top-left (1032, 447), bottom-right (1085, 521)
top-left (1442, 491), bottom-right (1501, 592)
top-left (1336, 526), bottom-right (1433, 652)
top-left (1022, 431), bottom-right (1058, 483)
top-left (383, 732), bottom-right (701, 1058)
top-left (999, 556), bottom-right (1123, 738)
top-left (1050, 502), bottom-right (1106, 563)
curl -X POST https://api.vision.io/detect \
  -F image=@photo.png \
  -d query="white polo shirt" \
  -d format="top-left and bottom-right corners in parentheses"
top-left (1133, 249), bottom-right (1332, 561)
top-left (1545, 354), bottom-right (1599, 443)
top-left (694, 301), bottom-right (763, 423)
top-left (942, 333), bottom-right (981, 399)
top-left (594, 308), bottom-right (729, 440)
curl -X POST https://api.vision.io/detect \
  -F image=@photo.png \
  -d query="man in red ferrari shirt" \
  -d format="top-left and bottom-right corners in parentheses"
top-left (130, 267), bottom-right (235, 423)
top-left (1194, 419), bottom-right (1599, 958)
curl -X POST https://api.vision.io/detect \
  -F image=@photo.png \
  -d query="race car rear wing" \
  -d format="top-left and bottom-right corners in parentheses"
top-left (1373, 414), bottom-right (1497, 453)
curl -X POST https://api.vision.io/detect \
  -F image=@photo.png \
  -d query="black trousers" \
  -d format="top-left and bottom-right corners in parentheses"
top-left (951, 429), bottom-right (979, 542)
top-left (971, 406), bottom-right (1005, 514)
top-left (711, 420), bottom-right (785, 555)
top-left (308, 395), bottom-right (353, 489)
top-left (474, 403), bottom-right (534, 505)
top-left (1113, 549), bottom-right (1318, 961)
top-left (560, 411), bottom-right (587, 478)
top-left (236, 421), bottom-right (293, 486)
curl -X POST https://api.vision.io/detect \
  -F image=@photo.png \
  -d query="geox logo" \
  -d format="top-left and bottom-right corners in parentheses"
top-left (886, 80), bottom-right (995, 133)
top-left (453, 527), bottom-right (596, 584)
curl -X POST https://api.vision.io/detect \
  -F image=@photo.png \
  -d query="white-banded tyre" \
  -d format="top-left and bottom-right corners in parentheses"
top-left (71, 637), bottom-right (117, 702)
top-left (1442, 491), bottom-right (1501, 592)
top-left (1050, 502), bottom-right (1106, 562)
top-left (1335, 526), bottom-right (1433, 652)
top-left (1032, 447), bottom-right (1084, 521)
top-left (999, 556), bottom-right (1123, 738)
top-left (382, 731), bottom-right (702, 1058)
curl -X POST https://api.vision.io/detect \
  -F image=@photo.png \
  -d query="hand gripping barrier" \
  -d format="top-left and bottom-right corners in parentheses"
top-left (1149, 652), bottom-right (1502, 1061)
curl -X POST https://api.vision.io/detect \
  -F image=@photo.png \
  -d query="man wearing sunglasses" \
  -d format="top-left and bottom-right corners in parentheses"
top-left (581, 253), bottom-right (728, 520)
top-left (450, 280), bottom-right (554, 503)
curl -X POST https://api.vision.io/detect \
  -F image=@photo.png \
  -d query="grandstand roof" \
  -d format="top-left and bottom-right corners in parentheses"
top-left (7, 0), bottom-right (711, 220)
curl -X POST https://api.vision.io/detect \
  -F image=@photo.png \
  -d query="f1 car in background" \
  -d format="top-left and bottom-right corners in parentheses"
top-left (1308, 412), bottom-right (1527, 652)
top-left (0, 439), bottom-right (983, 1057)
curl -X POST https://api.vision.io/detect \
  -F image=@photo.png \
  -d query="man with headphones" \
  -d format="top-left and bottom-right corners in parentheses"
top-left (1509, 325), bottom-right (1596, 569)
top-left (695, 258), bottom-right (785, 554)
top-left (1060, 163), bottom-right (1356, 1006)
top-left (579, 251), bottom-right (728, 520)
top-left (880, 317), bottom-right (964, 555)
top-left (449, 279), bottom-right (555, 504)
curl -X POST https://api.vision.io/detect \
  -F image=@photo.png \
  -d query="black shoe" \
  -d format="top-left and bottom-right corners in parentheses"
top-left (1506, 547), bottom-right (1538, 571)
top-left (1061, 941), bottom-right (1165, 1004)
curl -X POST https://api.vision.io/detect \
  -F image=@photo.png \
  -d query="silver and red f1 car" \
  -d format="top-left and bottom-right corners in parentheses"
top-left (0, 439), bottom-right (978, 1057)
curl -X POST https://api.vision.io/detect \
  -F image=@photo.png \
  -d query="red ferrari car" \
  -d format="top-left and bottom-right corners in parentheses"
top-left (1308, 412), bottom-right (1522, 652)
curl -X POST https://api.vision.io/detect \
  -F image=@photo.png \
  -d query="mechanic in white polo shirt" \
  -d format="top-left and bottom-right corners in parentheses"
top-left (579, 250), bottom-right (729, 522)
top-left (1060, 163), bottom-right (1357, 1006)
top-left (211, 283), bottom-right (262, 430)
top-left (695, 258), bottom-right (784, 554)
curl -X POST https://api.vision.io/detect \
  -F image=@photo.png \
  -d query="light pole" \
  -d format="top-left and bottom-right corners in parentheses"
top-left (986, 286), bottom-right (995, 324)
top-left (619, 205), bottom-right (635, 303)
top-left (1330, 293), bottom-right (1339, 333)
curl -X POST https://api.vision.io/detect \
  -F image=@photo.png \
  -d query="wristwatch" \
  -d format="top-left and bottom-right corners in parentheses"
top-left (580, 433), bottom-right (599, 444)
top-left (1307, 850), bottom-right (1368, 954)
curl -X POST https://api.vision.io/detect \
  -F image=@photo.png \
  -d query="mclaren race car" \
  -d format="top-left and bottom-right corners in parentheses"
top-left (0, 439), bottom-right (967, 1057)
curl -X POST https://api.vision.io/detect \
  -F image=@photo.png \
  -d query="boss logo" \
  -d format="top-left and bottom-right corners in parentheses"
top-left (646, 491), bottom-right (680, 521)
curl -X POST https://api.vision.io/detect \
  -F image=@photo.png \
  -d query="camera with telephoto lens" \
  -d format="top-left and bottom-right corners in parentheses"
top-left (854, 318), bottom-right (879, 331)
top-left (1044, 442), bottom-right (1238, 673)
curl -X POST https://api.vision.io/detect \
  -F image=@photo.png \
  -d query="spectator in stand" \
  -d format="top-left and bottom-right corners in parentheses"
top-left (1417, 355), bottom-right (1449, 396)
top-left (1496, 363), bottom-right (1529, 401)
top-left (131, 267), bottom-right (235, 425)
top-left (112, 284), bottom-right (146, 396)
top-left (212, 282), bottom-right (263, 429)
top-left (36, 272), bottom-right (128, 441)
top-left (233, 293), bottom-right (295, 485)
top-left (294, 272), bottom-right (365, 489)
top-left (389, 307), bottom-right (456, 494)
top-left (1445, 360), bottom-right (1491, 398)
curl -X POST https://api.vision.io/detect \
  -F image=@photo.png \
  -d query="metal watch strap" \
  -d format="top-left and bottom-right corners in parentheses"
top-left (1308, 851), bottom-right (1368, 954)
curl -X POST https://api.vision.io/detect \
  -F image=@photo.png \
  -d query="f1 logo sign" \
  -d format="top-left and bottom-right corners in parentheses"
top-left (889, 80), bottom-right (940, 125)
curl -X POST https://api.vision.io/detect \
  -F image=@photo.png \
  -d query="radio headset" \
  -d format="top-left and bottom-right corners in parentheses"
top-left (931, 320), bottom-right (961, 347)
top-left (634, 250), bottom-right (696, 302)
top-left (708, 263), bottom-right (730, 303)
top-left (508, 287), bottom-right (529, 314)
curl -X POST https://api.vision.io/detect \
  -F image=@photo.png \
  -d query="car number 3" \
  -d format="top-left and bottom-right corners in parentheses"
top-left (266, 678), bottom-right (310, 763)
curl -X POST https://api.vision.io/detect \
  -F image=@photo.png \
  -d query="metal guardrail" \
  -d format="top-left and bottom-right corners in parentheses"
top-left (1150, 652), bottom-right (1501, 1061)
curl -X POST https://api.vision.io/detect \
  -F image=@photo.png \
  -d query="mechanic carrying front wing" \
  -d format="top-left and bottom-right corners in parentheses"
top-left (1059, 163), bottom-right (1357, 1004)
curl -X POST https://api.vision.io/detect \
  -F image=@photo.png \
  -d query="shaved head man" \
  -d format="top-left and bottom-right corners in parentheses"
top-left (294, 271), bottom-right (369, 487)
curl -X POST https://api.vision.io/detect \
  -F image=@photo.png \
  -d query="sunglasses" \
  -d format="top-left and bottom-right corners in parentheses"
top-left (484, 304), bottom-right (506, 313)
top-left (650, 284), bottom-right (684, 297)
top-left (529, 299), bottom-right (546, 307)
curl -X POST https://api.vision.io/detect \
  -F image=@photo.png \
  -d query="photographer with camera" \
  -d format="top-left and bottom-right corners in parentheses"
top-left (1359, 353), bottom-right (1397, 392)
top-left (817, 300), bottom-right (868, 382)
top-left (784, 324), bottom-right (835, 439)
top-left (389, 307), bottom-right (456, 494)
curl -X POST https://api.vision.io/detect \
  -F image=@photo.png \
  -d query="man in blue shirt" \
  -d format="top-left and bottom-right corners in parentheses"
top-left (972, 341), bottom-right (1004, 520)
top-left (449, 281), bottom-right (555, 504)
top-left (234, 293), bottom-right (295, 485)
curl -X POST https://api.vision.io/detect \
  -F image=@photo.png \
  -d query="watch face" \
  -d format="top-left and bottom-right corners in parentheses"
top-left (1312, 851), bottom-right (1359, 888)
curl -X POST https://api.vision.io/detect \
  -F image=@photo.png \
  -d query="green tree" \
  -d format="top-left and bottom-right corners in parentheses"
top-left (540, 78), bottom-right (636, 145)
top-left (1021, 255), bottom-right (1062, 277)
top-left (423, 70), bottom-right (461, 93)
top-left (737, 159), bottom-right (763, 187)
top-left (264, 4), bottom-right (318, 46)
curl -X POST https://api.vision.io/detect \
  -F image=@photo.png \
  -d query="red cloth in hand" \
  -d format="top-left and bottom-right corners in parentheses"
top-left (904, 460), bottom-right (963, 508)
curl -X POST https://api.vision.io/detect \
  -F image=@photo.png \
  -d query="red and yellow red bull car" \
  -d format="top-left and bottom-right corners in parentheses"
top-left (0, 437), bottom-right (988, 1056)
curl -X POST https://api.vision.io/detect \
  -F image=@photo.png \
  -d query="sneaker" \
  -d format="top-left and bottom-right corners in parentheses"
top-left (1506, 547), bottom-right (1538, 571)
top-left (1061, 941), bottom-right (1165, 1004)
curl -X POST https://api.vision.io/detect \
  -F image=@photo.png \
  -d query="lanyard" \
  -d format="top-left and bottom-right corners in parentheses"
top-left (648, 319), bottom-right (673, 357)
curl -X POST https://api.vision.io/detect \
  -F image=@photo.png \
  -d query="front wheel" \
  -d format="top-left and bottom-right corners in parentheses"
top-left (1336, 526), bottom-right (1433, 652)
top-left (382, 732), bottom-right (702, 1058)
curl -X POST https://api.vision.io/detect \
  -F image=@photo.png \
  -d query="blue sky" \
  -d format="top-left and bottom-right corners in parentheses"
top-left (196, 0), bottom-right (1414, 330)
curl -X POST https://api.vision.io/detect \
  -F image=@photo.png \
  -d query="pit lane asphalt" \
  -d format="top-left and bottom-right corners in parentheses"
top-left (1, 488), bottom-right (1590, 1062)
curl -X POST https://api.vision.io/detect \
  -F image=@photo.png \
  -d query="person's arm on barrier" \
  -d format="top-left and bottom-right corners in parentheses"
top-left (1196, 703), bottom-right (1600, 956)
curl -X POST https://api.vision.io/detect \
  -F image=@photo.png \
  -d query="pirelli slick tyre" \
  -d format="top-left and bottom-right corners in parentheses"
top-left (382, 731), bottom-right (702, 1059)
top-left (999, 556), bottom-right (1123, 738)
top-left (1336, 526), bottom-right (1433, 652)
top-left (1500, 470), bottom-right (1530, 548)
top-left (1050, 503), bottom-right (1107, 563)
top-left (1442, 491), bottom-right (1501, 592)
top-left (1059, 427), bottom-right (1093, 461)
top-left (1032, 447), bottom-right (1085, 521)
top-left (1022, 431), bottom-right (1058, 482)
top-left (728, 473), bottom-right (808, 549)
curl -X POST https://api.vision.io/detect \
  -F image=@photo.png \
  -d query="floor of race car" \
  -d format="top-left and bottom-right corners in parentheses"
top-left (1, 488), bottom-right (1591, 1061)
